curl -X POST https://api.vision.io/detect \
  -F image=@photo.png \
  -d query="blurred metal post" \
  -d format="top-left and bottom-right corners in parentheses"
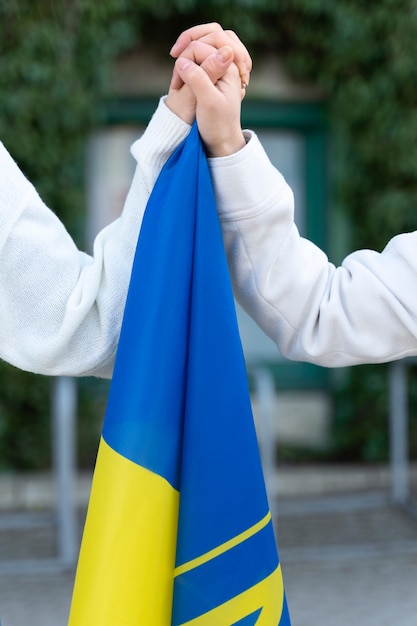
top-left (252, 366), bottom-right (276, 504)
top-left (51, 376), bottom-right (78, 568)
top-left (389, 360), bottom-right (409, 505)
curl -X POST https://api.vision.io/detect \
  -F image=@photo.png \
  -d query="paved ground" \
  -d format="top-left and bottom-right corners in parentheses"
top-left (1, 479), bottom-right (417, 625)
top-left (277, 494), bottom-right (417, 625)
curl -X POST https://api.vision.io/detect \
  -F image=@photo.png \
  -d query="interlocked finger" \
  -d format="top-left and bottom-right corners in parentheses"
top-left (184, 31), bottom-right (251, 86)
top-left (170, 22), bottom-right (225, 57)
top-left (170, 23), bottom-right (252, 89)
top-left (171, 41), bottom-right (234, 90)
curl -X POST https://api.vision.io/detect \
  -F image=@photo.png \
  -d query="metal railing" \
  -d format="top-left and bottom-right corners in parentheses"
top-left (1, 358), bottom-right (414, 573)
top-left (0, 377), bottom-right (78, 573)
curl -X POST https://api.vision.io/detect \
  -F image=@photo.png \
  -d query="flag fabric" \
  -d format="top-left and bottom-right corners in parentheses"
top-left (68, 122), bottom-right (291, 625)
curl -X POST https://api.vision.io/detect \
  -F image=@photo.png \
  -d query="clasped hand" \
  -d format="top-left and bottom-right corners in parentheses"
top-left (166, 22), bottom-right (251, 157)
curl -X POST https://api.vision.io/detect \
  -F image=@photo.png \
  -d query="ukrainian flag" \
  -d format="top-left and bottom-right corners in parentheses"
top-left (68, 122), bottom-right (291, 625)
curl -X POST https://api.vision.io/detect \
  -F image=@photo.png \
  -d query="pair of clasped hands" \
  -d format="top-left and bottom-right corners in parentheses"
top-left (166, 22), bottom-right (252, 158)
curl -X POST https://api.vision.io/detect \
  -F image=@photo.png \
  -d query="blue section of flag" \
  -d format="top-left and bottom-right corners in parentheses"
top-left (281, 596), bottom-right (291, 624)
top-left (172, 520), bottom-right (278, 624)
top-left (102, 135), bottom-right (198, 490)
top-left (232, 610), bottom-right (263, 625)
top-left (102, 122), bottom-right (291, 624)
top-left (173, 125), bottom-right (270, 562)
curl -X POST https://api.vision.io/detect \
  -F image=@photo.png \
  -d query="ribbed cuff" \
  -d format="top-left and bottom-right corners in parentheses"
top-left (130, 97), bottom-right (191, 170)
top-left (208, 131), bottom-right (291, 221)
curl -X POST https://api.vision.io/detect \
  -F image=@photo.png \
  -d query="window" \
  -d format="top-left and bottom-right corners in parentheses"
top-left (88, 97), bottom-right (328, 390)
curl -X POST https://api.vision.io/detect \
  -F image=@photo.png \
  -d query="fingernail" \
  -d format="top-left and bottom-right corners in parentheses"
top-left (176, 57), bottom-right (192, 71)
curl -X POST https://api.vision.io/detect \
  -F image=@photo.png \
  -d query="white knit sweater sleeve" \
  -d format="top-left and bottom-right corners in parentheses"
top-left (211, 132), bottom-right (417, 367)
top-left (0, 98), bottom-right (190, 377)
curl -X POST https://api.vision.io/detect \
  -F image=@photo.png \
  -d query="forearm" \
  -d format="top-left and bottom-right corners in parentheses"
top-left (0, 99), bottom-right (190, 377)
top-left (211, 133), bottom-right (417, 367)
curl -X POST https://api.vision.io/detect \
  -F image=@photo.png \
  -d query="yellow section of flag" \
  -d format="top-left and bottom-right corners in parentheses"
top-left (68, 436), bottom-right (179, 625)
top-left (179, 564), bottom-right (285, 625)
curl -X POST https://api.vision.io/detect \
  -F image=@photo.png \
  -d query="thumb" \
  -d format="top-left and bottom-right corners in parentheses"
top-left (174, 57), bottom-right (216, 100)
top-left (174, 45), bottom-right (234, 92)
top-left (200, 45), bottom-right (234, 83)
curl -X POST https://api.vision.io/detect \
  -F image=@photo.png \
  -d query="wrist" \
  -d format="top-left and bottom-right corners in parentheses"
top-left (165, 89), bottom-right (196, 126)
top-left (205, 132), bottom-right (247, 157)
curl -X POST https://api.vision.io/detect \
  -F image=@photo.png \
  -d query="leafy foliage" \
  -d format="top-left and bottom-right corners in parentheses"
top-left (1, 0), bottom-right (417, 467)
